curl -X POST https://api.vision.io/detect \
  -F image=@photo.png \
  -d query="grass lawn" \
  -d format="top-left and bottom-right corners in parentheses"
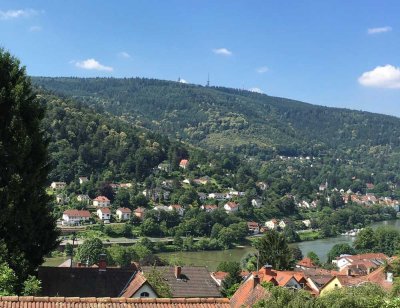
top-left (299, 230), bottom-right (321, 241)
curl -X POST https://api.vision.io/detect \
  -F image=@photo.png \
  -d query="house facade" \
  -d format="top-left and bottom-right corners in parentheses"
top-left (50, 182), bottom-right (66, 190)
top-left (62, 210), bottom-right (91, 225)
top-left (97, 208), bottom-right (111, 222)
top-left (93, 196), bottom-right (111, 207)
top-left (116, 207), bottom-right (131, 221)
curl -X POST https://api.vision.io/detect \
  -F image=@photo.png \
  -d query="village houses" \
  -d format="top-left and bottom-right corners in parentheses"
top-left (62, 210), bottom-right (91, 225)
top-left (116, 207), bottom-right (131, 221)
top-left (93, 196), bottom-right (111, 207)
top-left (97, 207), bottom-right (111, 222)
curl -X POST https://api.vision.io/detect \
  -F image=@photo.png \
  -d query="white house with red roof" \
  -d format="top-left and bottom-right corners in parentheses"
top-left (134, 207), bottom-right (146, 220)
top-left (201, 204), bottom-right (218, 213)
top-left (247, 221), bottom-right (260, 234)
top-left (179, 159), bottom-right (189, 169)
top-left (168, 204), bottom-right (185, 216)
top-left (224, 202), bottom-right (239, 213)
top-left (93, 196), bottom-right (110, 207)
top-left (116, 207), bottom-right (132, 221)
top-left (62, 210), bottom-right (91, 225)
top-left (97, 207), bottom-right (111, 222)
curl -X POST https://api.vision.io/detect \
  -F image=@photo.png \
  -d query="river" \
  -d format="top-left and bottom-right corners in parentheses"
top-left (158, 219), bottom-right (400, 270)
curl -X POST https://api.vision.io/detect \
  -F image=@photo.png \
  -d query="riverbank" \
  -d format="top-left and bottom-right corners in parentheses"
top-left (43, 219), bottom-right (399, 269)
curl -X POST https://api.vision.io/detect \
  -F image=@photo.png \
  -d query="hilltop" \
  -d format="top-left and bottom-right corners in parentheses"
top-left (33, 77), bottom-right (400, 160)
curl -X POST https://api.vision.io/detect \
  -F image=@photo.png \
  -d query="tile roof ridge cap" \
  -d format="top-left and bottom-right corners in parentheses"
top-left (0, 296), bottom-right (230, 304)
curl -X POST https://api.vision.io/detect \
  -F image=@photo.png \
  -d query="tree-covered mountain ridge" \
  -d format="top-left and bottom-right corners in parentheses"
top-left (33, 77), bottom-right (400, 159)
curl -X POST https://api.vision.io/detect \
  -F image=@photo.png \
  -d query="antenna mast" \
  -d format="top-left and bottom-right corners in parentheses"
top-left (206, 73), bottom-right (210, 87)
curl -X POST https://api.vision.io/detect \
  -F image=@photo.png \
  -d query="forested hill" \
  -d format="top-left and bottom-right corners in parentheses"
top-left (33, 77), bottom-right (400, 159)
top-left (38, 92), bottom-right (194, 183)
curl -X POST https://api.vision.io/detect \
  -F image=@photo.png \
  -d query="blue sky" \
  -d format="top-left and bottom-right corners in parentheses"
top-left (1, 1), bottom-right (400, 116)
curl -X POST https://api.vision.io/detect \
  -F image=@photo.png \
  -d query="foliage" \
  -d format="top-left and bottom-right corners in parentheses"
top-left (0, 262), bottom-right (17, 296)
top-left (22, 275), bottom-right (41, 296)
top-left (218, 261), bottom-right (242, 297)
top-left (0, 50), bottom-right (59, 288)
top-left (306, 251), bottom-right (320, 266)
top-left (327, 243), bottom-right (356, 263)
top-left (254, 230), bottom-right (294, 270)
top-left (353, 226), bottom-right (400, 256)
top-left (255, 283), bottom-right (386, 308)
top-left (75, 238), bottom-right (104, 266)
top-left (143, 267), bottom-right (172, 297)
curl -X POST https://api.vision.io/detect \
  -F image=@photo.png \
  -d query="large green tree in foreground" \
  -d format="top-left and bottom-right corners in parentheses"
top-left (0, 49), bottom-right (58, 289)
top-left (254, 230), bottom-right (293, 270)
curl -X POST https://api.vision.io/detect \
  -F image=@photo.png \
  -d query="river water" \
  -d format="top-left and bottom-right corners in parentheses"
top-left (158, 219), bottom-right (400, 270)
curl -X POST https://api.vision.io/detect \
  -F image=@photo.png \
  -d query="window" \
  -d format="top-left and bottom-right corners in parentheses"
top-left (140, 292), bottom-right (149, 298)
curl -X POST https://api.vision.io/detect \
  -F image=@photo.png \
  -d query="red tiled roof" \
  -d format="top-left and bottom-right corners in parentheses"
top-left (170, 204), bottom-right (182, 209)
top-left (135, 207), bottom-right (146, 213)
top-left (346, 253), bottom-right (388, 261)
top-left (63, 210), bottom-right (91, 218)
top-left (212, 271), bottom-right (228, 281)
top-left (297, 258), bottom-right (316, 268)
top-left (0, 296), bottom-right (230, 308)
top-left (98, 207), bottom-right (111, 214)
top-left (230, 277), bottom-right (270, 308)
top-left (94, 196), bottom-right (110, 202)
top-left (225, 202), bottom-right (238, 208)
top-left (203, 205), bottom-right (217, 210)
top-left (179, 159), bottom-right (189, 166)
top-left (247, 221), bottom-right (259, 228)
top-left (363, 266), bottom-right (393, 291)
top-left (117, 207), bottom-right (132, 213)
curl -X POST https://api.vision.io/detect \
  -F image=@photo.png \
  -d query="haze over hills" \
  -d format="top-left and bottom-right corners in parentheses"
top-left (33, 77), bottom-right (400, 161)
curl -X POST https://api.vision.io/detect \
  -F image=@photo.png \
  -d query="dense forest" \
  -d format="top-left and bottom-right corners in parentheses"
top-left (33, 77), bottom-right (400, 195)
top-left (39, 93), bottom-right (191, 183)
top-left (33, 77), bottom-right (400, 160)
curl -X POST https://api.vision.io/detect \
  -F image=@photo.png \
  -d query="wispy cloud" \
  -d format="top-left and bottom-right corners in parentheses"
top-left (0, 9), bottom-right (39, 20)
top-left (367, 26), bottom-right (392, 34)
top-left (212, 48), bottom-right (232, 56)
top-left (29, 25), bottom-right (42, 32)
top-left (118, 51), bottom-right (131, 59)
top-left (74, 58), bottom-right (113, 72)
top-left (358, 65), bottom-right (400, 89)
top-left (249, 87), bottom-right (263, 93)
top-left (256, 66), bottom-right (269, 74)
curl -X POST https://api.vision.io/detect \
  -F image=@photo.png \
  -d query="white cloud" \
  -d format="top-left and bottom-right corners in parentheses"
top-left (29, 25), bottom-right (42, 32)
top-left (249, 87), bottom-right (263, 93)
top-left (212, 48), bottom-right (232, 56)
top-left (75, 58), bottom-right (113, 72)
top-left (178, 78), bottom-right (187, 84)
top-left (367, 26), bottom-right (392, 34)
top-left (358, 65), bottom-right (400, 89)
top-left (0, 9), bottom-right (39, 20)
top-left (118, 51), bottom-right (131, 59)
top-left (256, 66), bottom-right (269, 74)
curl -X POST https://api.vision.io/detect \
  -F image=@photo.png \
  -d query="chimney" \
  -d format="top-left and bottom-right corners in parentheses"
top-left (263, 264), bottom-right (273, 275)
top-left (175, 266), bottom-right (182, 279)
top-left (253, 274), bottom-right (260, 289)
top-left (98, 254), bottom-right (107, 271)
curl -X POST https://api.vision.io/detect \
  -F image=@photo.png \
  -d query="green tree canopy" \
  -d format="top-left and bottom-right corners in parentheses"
top-left (254, 230), bottom-right (294, 270)
top-left (75, 238), bottom-right (104, 266)
top-left (0, 49), bottom-right (58, 287)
